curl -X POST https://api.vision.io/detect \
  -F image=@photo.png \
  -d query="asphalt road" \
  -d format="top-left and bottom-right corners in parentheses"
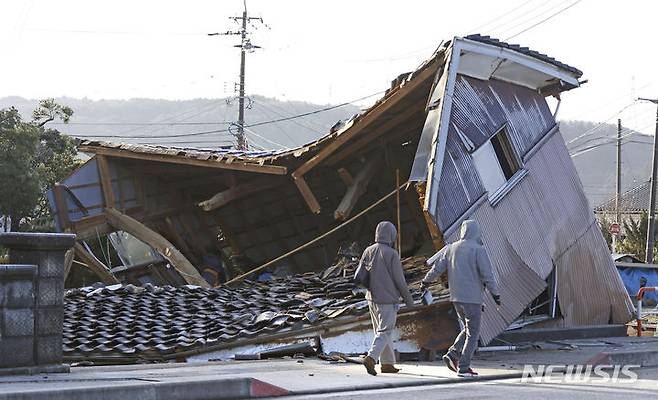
top-left (275, 367), bottom-right (658, 400)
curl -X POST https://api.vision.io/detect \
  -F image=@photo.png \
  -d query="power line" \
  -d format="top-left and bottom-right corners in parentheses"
top-left (493, 0), bottom-right (573, 37)
top-left (243, 126), bottom-right (288, 149)
top-left (569, 122), bottom-right (656, 157)
top-left (71, 89), bottom-right (384, 140)
top-left (565, 101), bottom-right (639, 145)
top-left (51, 121), bottom-right (231, 126)
top-left (505, 0), bottom-right (582, 40)
top-left (466, 0), bottom-right (536, 33)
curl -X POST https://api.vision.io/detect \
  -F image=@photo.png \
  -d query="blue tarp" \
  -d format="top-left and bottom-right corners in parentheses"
top-left (617, 267), bottom-right (658, 303)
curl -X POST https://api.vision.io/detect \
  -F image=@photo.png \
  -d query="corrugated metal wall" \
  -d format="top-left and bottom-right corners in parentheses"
top-left (434, 76), bottom-right (633, 344)
top-left (433, 75), bottom-right (555, 231)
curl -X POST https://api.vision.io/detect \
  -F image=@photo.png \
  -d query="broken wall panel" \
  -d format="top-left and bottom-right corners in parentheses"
top-left (442, 130), bottom-right (633, 343)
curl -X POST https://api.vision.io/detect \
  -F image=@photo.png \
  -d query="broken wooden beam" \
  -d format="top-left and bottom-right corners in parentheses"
top-left (293, 175), bottom-right (321, 214)
top-left (63, 248), bottom-right (75, 281)
top-left (415, 182), bottom-right (444, 250)
top-left (337, 168), bottom-right (354, 186)
top-left (96, 155), bottom-right (115, 208)
top-left (198, 179), bottom-right (279, 212)
top-left (73, 243), bottom-right (120, 284)
top-left (53, 184), bottom-right (70, 230)
top-left (334, 157), bottom-right (380, 221)
top-left (79, 145), bottom-right (288, 175)
top-left (104, 208), bottom-right (210, 288)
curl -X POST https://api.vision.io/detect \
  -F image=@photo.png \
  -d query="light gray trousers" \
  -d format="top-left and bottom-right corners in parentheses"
top-left (447, 302), bottom-right (482, 372)
top-left (367, 302), bottom-right (398, 365)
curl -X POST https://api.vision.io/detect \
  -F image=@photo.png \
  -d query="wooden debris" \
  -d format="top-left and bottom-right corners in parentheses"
top-left (334, 157), bottom-right (380, 221)
top-left (104, 208), bottom-right (210, 288)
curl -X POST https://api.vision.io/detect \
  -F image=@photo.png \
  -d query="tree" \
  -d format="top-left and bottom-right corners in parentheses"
top-left (0, 100), bottom-right (78, 232)
top-left (598, 214), bottom-right (614, 251)
top-left (617, 211), bottom-right (658, 262)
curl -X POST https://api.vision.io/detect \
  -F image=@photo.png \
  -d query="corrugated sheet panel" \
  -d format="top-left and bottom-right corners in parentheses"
top-left (431, 76), bottom-right (554, 231)
top-left (442, 131), bottom-right (633, 343)
top-left (451, 75), bottom-right (553, 154)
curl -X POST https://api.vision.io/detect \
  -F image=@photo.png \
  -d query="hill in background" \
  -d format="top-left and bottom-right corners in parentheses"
top-left (1, 97), bottom-right (653, 209)
top-left (0, 96), bottom-right (360, 151)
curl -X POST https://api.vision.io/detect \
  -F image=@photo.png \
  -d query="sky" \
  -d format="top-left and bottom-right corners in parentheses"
top-left (2, 0), bottom-right (658, 134)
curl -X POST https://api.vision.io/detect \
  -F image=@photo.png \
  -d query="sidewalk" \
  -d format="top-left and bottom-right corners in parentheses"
top-left (0, 336), bottom-right (657, 400)
top-left (0, 359), bottom-right (521, 400)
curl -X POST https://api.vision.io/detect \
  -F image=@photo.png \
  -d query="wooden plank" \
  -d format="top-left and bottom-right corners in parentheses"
top-left (293, 175), bottom-right (321, 214)
top-left (163, 217), bottom-right (197, 264)
top-left (290, 60), bottom-right (439, 179)
top-left (403, 185), bottom-right (430, 241)
top-left (337, 168), bottom-right (354, 186)
top-left (53, 184), bottom-right (70, 230)
top-left (80, 145), bottom-right (288, 175)
top-left (73, 243), bottom-right (120, 284)
top-left (63, 249), bottom-right (74, 280)
top-left (198, 179), bottom-right (280, 212)
top-left (334, 157), bottom-right (380, 221)
top-left (96, 155), bottom-right (115, 208)
top-left (104, 207), bottom-right (210, 287)
top-left (415, 182), bottom-right (444, 250)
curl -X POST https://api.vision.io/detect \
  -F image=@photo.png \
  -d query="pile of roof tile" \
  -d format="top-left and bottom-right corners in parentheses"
top-left (63, 256), bottom-right (441, 361)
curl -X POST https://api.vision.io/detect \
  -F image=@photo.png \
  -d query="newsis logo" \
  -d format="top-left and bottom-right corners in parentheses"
top-left (521, 364), bottom-right (639, 383)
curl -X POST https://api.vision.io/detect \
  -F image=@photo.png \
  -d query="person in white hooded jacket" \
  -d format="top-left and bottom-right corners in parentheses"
top-left (360, 221), bottom-right (414, 376)
top-left (421, 219), bottom-right (500, 378)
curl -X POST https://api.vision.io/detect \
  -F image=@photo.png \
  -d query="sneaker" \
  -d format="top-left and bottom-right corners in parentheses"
top-left (457, 368), bottom-right (479, 378)
top-left (442, 354), bottom-right (458, 372)
top-left (363, 355), bottom-right (377, 376)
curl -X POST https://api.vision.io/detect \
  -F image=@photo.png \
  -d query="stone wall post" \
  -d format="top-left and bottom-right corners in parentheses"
top-left (0, 233), bottom-right (75, 373)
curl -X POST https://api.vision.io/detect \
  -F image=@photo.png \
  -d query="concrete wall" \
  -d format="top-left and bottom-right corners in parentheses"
top-left (0, 265), bottom-right (38, 367)
top-left (0, 233), bottom-right (75, 371)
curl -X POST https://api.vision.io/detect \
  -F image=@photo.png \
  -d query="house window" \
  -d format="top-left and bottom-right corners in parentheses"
top-left (472, 126), bottom-right (523, 198)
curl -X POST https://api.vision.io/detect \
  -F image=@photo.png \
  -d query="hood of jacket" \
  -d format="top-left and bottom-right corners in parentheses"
top-left (459, 220), bottom-right (483, 244)
top-left (375, 221), bottom-right (397, 247)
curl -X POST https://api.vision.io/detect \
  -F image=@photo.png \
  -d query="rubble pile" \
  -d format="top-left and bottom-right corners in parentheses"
top-left (63, 256), bottom-right (442, 361)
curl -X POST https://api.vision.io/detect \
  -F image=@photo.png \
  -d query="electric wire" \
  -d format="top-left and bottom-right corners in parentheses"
top-left (71, 90), bottom-right (385, 140)
top-left (505, 0), bottom-right (582, 40)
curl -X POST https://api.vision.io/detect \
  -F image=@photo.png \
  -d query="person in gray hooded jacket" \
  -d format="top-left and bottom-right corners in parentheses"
top-left (421, 220), bottom-right (500, 378)
top-left (360, 221), bottom-right (414, 376)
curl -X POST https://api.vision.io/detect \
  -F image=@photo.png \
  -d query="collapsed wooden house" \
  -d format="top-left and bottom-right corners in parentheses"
top-left (52, 34), bottom-right (633, 351)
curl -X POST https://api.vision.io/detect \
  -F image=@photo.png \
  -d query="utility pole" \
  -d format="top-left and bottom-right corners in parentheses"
top-left (614, 118), bottom-right (622, 252)
top-left (208, 0), bottom-right (265, 150)
top-left (640, 98), bottom-right (658, 263)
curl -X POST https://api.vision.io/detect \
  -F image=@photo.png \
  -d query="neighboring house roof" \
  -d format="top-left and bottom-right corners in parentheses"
top-left (595, 181), bottom-right (651, 213)
top-left (62, 257), bottom-right (441, 361)
top-left (611, 253), bottom-right (643, 263)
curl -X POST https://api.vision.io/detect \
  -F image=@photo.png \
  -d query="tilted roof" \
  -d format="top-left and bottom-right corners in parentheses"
top-left (77, 35), bottom-right (582, 168)
top-left (465, 34), bottom-right (583, 77)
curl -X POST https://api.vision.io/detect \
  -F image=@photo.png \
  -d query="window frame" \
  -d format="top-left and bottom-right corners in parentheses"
top-left (470, 124), bottom-right (528, 206)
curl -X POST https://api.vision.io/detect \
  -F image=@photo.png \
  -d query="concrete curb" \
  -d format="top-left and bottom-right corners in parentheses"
top-left (494, 325), bottom-right (628, 344)
top-left (0, 377), bottom-right (289, 400)
top-left (285, 372), bottom-right (525, 397)
top-left (586, 349), bottom-right (658, 367)
top-left (0, 371), bottom-right (526, 400)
